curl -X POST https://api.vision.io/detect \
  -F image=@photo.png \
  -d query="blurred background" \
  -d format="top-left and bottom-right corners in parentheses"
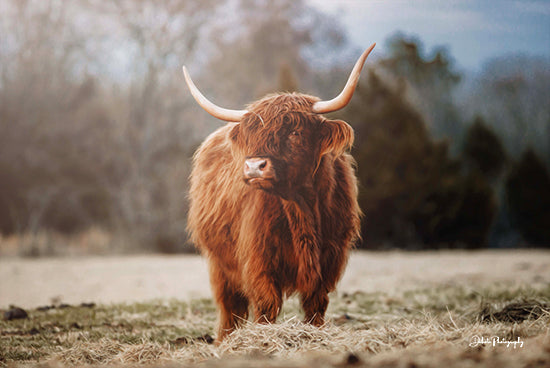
top-left (0, 0), bottom-right (548, 256)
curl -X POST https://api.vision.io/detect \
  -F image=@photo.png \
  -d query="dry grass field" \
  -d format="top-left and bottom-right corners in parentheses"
top-left (1, 250), bottom-right (549, 367)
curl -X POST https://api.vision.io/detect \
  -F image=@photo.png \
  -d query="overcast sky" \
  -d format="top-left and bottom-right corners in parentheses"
top-left (309, 0), bottom-right (550, 72)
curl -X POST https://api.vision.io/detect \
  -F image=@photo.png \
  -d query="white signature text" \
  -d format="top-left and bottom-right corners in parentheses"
top-left (469, 335), bottom-right (524, 349)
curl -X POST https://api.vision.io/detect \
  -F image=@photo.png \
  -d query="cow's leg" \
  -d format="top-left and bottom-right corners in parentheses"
top-left (216, 290), bottom-right (249, 341)
top-left (300, 239), bottom-right (350, 327)
top-left (249, 275), bottom-right (282, 324)
top-left (301, 290), bottom-right (329, 326)
top-left (209, 265), bottom-right (249, 341)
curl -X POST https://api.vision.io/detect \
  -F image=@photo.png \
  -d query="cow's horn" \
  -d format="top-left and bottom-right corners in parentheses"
top-left (182, 66), bottom-right (248, 122)
top-left (312, 43), bottom-right (375, 114)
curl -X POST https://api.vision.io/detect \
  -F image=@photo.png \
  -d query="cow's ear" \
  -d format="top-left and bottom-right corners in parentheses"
top-left (319, 119), bottom-right (354, 156)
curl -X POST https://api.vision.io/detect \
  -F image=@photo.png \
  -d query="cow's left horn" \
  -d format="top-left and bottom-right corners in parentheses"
top-left (182, 66), bottom-right (248, 122)
top-left (312, 43), bottom-right (375, 114)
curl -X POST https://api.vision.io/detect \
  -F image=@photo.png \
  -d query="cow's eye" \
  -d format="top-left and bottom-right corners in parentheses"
top-left (289, 130), bottom-right (300, 138)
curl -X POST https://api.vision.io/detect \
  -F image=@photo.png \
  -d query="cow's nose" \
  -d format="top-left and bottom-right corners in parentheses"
top-left (244, 158), bottom-right (269, 178)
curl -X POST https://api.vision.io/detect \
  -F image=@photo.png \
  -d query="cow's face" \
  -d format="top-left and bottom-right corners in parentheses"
top-left (229, 94), bottom-right (354, 197)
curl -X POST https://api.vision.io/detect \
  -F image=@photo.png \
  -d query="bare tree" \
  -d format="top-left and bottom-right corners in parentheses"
top-left (0, 0), bottom-right (223, 252)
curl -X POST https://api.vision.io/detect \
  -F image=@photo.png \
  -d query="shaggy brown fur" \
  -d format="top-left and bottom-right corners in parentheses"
top-left (187, 93), bottom-right (361, 340)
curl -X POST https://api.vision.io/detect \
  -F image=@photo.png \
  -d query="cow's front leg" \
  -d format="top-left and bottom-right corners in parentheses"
top-left (209, 263), bottom-right (249, 341)
top-left (247, 272), bottom-right (282, 323)
top-left (301, 289), bottom-right (329, 326)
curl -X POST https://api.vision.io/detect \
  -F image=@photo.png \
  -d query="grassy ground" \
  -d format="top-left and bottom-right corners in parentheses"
top-left (2, 282), bottom-right (549, 367)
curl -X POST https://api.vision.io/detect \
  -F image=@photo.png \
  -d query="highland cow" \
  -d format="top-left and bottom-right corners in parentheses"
top-left (183, 44), bottom-right (375, 340)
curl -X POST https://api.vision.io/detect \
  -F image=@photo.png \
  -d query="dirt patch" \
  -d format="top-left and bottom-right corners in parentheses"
top-left (480, 300), bottom-right (550, 323)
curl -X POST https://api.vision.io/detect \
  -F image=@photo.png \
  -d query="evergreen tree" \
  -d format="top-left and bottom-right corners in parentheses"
top-left (379, 34), bottom-right (463, 144)
top-left (344, 71), bottom-right (496, 249)
top-left (463, 116), bottom-right (508, 179)
top-left (506, 149), bottom-right (550, 246)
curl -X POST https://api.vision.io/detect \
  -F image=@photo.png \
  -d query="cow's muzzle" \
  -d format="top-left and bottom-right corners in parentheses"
top-left (243, 157), bottom-right (276, 188)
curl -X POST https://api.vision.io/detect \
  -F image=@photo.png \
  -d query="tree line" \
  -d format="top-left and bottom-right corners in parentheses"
top-left (343, 37), bottom-right (550, 248)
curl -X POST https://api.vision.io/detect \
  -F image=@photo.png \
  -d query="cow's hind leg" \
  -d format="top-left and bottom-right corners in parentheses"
top-left (301, 290), bottom-right (328, 326)
top-left (210, 266), bottom-right (249, 341)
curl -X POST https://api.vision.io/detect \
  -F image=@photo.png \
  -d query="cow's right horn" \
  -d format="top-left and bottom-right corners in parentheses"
top-left (182, 66), bottom-right (248, 122)
top-left (312, 43), bottom-right (375, 114)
